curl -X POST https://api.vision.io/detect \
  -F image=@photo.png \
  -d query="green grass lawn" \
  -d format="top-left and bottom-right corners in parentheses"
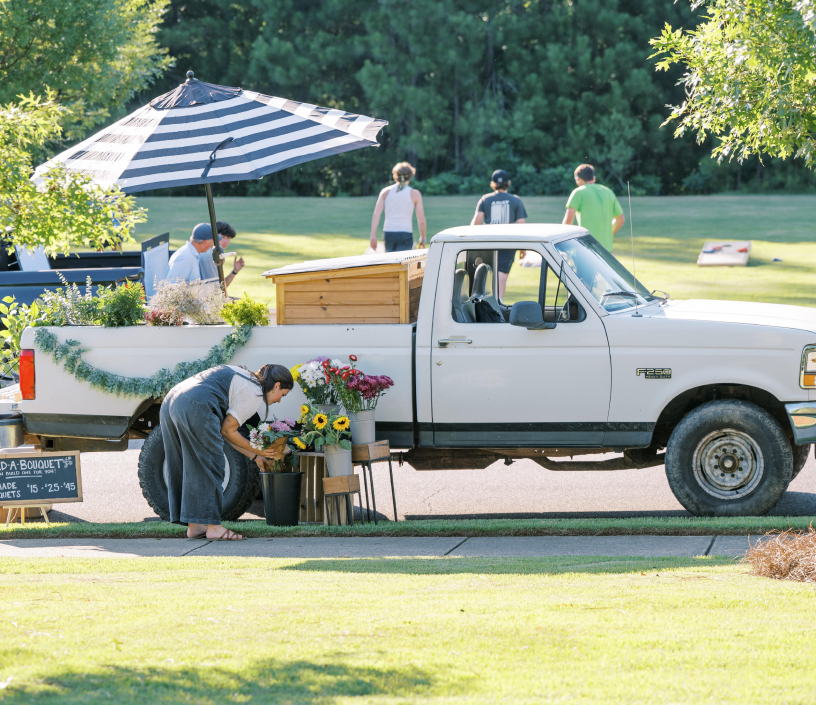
top-left (133, 194), bottom-right (816, 308)
top-left (0, 555), bottom-right (813, 704)
top-left (1, 516), bottom-right (814, 540)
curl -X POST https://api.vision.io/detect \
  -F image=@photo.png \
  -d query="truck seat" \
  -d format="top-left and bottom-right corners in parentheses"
top-left (452, 269), bottom-right (476, 323)
top-left (469, 263), bottom-right (502, 314)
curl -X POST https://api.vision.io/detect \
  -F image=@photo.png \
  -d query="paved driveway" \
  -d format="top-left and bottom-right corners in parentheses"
top-left (40, 442), bottom-right (816, 523)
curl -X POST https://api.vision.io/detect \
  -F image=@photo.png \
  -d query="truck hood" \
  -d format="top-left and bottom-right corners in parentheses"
top-left (649, 299), bottom-right (816, 334)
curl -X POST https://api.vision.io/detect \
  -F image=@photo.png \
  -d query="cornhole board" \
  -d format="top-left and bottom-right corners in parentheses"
top-left (697, 241), bottom-right (751, 267)
top-left (264, 250), bottom-right (426, 325)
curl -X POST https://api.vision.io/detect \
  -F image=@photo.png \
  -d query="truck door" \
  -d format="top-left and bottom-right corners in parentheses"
top-left (429, 242), bottom-right (612, 447)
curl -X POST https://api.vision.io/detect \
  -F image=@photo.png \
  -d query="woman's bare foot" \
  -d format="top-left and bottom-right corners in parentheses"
top-left (187, 523), bottom-right (207, 538)
top-left (206, 524), bottom-right (244, 541)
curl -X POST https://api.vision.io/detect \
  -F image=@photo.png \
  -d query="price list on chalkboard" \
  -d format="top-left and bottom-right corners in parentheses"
top-left (0, 451), bottom-right (82, 505)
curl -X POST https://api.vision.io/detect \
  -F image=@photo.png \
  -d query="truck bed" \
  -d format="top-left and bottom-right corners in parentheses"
top-left (19, 323), bottom-right (416, 447)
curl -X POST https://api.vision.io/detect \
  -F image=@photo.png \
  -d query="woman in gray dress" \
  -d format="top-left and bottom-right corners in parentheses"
top-left (161, 363), bottom-right (293, 540)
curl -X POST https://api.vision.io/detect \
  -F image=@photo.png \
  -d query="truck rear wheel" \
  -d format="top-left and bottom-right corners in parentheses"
top-left (137, 424), bottom-right (260, 522)
top-left (665, 400), bottom-right (792, 516)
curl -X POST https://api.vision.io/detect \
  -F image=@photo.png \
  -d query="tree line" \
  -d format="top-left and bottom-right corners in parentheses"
top-left (2, 0), bottom-right (814, 198)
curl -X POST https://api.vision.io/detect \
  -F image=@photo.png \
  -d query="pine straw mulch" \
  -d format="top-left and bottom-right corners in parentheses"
top-left (741, 526), bottom-right (816, 583)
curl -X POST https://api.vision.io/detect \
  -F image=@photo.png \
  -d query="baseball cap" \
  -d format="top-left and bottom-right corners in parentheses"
top-left (191, 223), bottom-right (213, 241)
top-left (491, 169), bottom-right (509, 185)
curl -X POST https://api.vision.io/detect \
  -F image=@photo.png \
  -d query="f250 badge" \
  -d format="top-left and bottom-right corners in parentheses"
top-left (636, 368), bottom-right (672, 379)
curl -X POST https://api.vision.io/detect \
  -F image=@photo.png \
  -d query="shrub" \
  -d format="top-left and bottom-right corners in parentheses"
top-left (97, 281), bottom-right (146, 327)
top-left (147, 280), bottom-right (225, 325)
top-left (0, 296), bottom-right (41, 377)
top-left (38, 274), bottom-right (100, 326)
top-left (628, 174), bottom-right (662, 197)
top-left (220, 293), bottom-right (270, 327)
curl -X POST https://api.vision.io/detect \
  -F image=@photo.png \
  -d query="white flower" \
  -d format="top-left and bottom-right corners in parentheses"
top-left (330, 358), bottom-right (343, 368)
top-left (259, 423), bottom-right (270, 432)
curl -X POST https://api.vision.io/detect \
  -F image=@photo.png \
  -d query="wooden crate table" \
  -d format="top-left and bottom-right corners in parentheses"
top-left (296, 452), bottom-right (372, 525)
top-left (297, 452), bottom-right (328, 523)
top-left (352, 440), bottom-right (398, 524)
top-left (264, 250), bottom-right (426, 325)
top-left (322, 474), bottom-right (362, 526)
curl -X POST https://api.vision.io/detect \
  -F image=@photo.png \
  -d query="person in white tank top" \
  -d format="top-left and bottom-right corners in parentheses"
top-left (369, 162), bottom-right (427, 252)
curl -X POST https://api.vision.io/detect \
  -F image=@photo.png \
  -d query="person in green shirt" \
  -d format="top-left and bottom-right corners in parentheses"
top-left (562, 164), bottom-right (625, 251)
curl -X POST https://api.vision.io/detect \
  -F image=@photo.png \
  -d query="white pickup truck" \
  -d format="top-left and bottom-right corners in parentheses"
top-left (13, 224), bottom-right (816, 518)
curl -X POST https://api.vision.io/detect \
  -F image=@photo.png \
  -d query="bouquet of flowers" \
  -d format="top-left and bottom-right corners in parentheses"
top-left (329, 355), bottom-right (395, 413)
top-left (247, 416), bottom-right (298, 472)
top-left (293, 403), bottom-right (351, 451)
top-left (290, 357), bottom-right (344, 406)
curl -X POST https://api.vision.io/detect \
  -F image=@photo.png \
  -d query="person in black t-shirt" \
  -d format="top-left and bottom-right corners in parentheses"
top-left (470, 169), bottom-right (528, 300)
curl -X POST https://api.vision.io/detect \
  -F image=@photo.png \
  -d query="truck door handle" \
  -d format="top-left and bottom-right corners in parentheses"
top-left (438, 338), bottom-right (472, 348)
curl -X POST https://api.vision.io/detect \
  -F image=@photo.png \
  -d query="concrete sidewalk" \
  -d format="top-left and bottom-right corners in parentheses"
top-left (0, 535), bottom-right (761, 559)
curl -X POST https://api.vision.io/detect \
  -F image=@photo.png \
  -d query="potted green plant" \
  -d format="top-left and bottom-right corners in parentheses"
top-left (248, 417), bottom-right (302, 526)
top-left (220, 293), bottom-right (271, 326)
top-left (329, 355), bottom-right (394, 445)
top-left (294, 404), bottom-right (352, 476)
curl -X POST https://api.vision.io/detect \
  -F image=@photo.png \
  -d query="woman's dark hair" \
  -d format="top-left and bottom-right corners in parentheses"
top-left (250, 364), bottom-right (294, 418)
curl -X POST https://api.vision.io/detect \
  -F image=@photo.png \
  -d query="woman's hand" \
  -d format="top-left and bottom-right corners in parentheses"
top-left (255, 456), bottom-right (266, 471)
top-left (260, 446), bottom-right (282, 460)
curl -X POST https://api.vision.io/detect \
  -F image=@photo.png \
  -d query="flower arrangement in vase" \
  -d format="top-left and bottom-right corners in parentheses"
top-left (247, 417), bottom-right (298, 472)
top-left (294, 404), bottom-right (353, 476)
top-left (290, 357), bottom-right (344, 409)
top-left (328, 355), bottom-right (394, 445)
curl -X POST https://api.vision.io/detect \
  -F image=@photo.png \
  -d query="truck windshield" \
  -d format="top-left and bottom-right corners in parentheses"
top-left (554, 235), bottom-right (656, 312)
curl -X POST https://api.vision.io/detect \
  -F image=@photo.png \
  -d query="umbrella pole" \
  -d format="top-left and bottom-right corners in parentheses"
top-left (204, 183), bottom-right (228, 295)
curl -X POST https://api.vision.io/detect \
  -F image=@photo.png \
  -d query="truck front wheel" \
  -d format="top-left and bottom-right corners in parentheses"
top-left (137, 424), bottom-right (260, 522)
top-left (665, 400), bottom-right (792, 516)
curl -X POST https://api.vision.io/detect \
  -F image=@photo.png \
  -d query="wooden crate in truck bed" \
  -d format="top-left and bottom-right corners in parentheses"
top-left (264, 250), bottom-right (426, 324)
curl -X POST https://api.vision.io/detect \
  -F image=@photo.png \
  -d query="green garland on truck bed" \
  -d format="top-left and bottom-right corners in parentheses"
top-left (33, 325), bottom-right (253, 398)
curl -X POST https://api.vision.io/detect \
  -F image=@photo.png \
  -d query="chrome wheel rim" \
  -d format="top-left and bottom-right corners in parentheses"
top-left (692, 429), bottom-right (764, 500)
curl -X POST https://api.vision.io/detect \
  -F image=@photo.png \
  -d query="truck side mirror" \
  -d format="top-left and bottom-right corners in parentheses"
top-left (509, 301), bottom-right (556, 330)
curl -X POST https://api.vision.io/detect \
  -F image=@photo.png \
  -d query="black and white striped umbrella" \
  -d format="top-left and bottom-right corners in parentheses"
top-left (34, 72), bottom-right (388, 193)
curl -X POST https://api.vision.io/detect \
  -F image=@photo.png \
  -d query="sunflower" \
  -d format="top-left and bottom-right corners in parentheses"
top-left (313, 413), bottom-right (328, 430)
top-left (333, 416), bottom-right (350, 432)
top-left (300, 404), bottom-right (311, 416)
top-left (293, 437), bottom-right (307, 450)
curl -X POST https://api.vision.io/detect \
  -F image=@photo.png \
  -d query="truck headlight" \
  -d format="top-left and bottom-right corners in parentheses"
top-left (801, 346), bottom-right (816, 387)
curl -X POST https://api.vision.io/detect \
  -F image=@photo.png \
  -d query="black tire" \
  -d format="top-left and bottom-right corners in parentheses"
top-left (792, 443), bottom-right (810, 480)
top-left (665, 400), bottom-right (792, 516)
top-left (137, 423), bottom-right (260, 522)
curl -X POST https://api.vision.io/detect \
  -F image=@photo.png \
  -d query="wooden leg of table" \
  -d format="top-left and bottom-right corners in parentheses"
top-left (299, 456), bottom-right (307, 523)
top-left (316, 458), bottom-right (326, 523)
top-left (40, 506), bottom-right (50, 527)
top-left (21, 508), bottom-right (25, 526)
top-left (301, 458), bottom-right (315, 521)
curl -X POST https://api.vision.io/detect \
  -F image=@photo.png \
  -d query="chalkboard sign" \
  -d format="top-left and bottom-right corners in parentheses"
top-left (0, 451), bottom-right (82, 505)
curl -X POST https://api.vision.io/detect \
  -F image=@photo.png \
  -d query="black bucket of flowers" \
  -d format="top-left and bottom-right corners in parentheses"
top-left (249, 418), bottom-right (302, 526)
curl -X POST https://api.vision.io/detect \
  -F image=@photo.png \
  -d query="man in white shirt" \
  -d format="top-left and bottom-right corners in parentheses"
top-left (166, 223), bottom-right (214, 282)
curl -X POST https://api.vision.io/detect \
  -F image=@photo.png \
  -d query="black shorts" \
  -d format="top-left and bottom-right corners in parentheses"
top-left (497, 250), bottom-right (516, 274)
